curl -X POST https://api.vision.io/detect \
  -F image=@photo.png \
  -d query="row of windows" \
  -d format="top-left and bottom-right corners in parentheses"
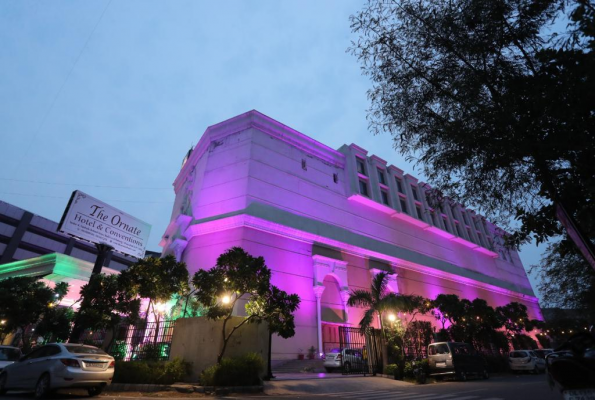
top-left (355, 156), bottom-right (502, 255)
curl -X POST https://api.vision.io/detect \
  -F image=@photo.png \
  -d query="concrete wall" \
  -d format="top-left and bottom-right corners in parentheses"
top-left (169, 316), bottom-right (269, 382)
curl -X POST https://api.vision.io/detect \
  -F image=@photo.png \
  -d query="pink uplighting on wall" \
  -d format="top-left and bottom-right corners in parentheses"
top-left (160, 111), bottom-right (543, 360)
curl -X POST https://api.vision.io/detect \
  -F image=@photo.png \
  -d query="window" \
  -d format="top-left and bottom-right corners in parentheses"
top-left (477, 232), bottom-right (485, 247)
top-left (301, 159), bottom-right (307, 170)
top-left (356, 158), bottom-right (366, 175)
top-left (416, 205), bottom-right (423, 220)
top-left (333, 173), bottom-right (338, 183)
top-left (377, 168), bottom-right (386, 185)
top-left (359, 180), bottom-right (369, 197)
top-left (381, 190), bottom-right (390, 206)
top-left (411, 185), bottom-right (419, 201)
top-left (395, 177), bottom-right (404, 193)
top-left (399, 198), bottom-right (408, 214)
top-left (430, 210), bottom-right (440, 226)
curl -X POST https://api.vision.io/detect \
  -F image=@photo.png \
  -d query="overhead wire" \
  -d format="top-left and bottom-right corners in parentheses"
top-left (0, 177), bottom-right (170, 190)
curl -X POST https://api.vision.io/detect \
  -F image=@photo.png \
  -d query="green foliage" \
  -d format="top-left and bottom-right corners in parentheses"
top-left (111, 340), bottom-right (129, 361)
top-left (531, 240), bottom-right (595, 317)
top-left (0, 277), bottom-right (68, 351)
top-left (112, 357), bottom-right (190, 384)
top-left (35, 306), bottom-right (75, 343)
top-left (193, 247), bottom-right (299, 363)
top-left (76, 273), bottom-right (140, 332)
top-left (349, 0), bottom-right (595, 255)
top-left (511, 334), bottom-right (538, 350)
top-left (119, 255), bottom-right (189, 316)
top-left (133, 343), bottom-right (171, 361)
top-left (385, 364), bottom-right (398, 376)
top-left (496, 302), bottom-right (529, 337)
top-left (403, 359), bottom-right (429, 379)
top-left (200, 353), bottom-right (264, 387)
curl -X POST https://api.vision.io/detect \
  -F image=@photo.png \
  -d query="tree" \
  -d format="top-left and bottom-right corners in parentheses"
top-left (350, 0), bottom-right (595, 268)
top-left (347, 272), bottom-right (407, 367)
top-left (246, 285), bottom-right (300, 380)
top-left (71, 273), bottom-right (141, 346)
top-left (432, 294), bottom-right (466, 331)
top-left (119, 255), bottom-right (189, 321)
top-left (496, 302), bottom-right (530, 339)
top-left (0, 277), bottom-right (68, 351)
top-left (530, 239), bottom-right (595, 320)
top-left (193, 247), bottom-right (299, 364)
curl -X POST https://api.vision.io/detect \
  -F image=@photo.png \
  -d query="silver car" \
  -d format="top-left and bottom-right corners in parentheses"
top-left (0, 346), bottom-right (22, 373)
top-left (0, 343), bottom-right (114, 398)
top-left (509, 349), bottom-right (546, 373)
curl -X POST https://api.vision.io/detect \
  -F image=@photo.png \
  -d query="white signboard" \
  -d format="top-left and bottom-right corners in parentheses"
top-left (58, 190), bottom-right (151, 258)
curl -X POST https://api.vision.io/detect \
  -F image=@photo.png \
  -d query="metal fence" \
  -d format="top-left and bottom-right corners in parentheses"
top-left (338, 326), bottom-right (382, 375)
top-left (107, 319), bottom-right (176, 361)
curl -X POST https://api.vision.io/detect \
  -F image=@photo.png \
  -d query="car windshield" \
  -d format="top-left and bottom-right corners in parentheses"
top-left (510, 351), bottom-right (528, 358)
top-left (64, 345), bottom-right (106, 355)
top-left (0, 348), bottom-right (21, 361)
top-left (329, 348), bottom-right (341, 353)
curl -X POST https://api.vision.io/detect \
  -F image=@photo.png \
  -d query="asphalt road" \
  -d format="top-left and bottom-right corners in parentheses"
top-left (0, 373), bottom-right (564, 400)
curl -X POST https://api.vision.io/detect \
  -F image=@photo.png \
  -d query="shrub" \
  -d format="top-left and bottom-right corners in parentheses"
top-left (200, 353), bottom-right (264, 387)
top-left (113, 357), bottom-right (190, 384)
top-left (403, 359), bottom-right (430, 379)
top-left (385, 364), bottom-right (398, 376)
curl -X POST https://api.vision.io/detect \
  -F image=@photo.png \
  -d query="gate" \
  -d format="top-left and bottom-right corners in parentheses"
top-left (338, 326), bottom-right (382, 375)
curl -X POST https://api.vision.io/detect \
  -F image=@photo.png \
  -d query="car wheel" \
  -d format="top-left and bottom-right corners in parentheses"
top-left (458, 371), bottom-right (467, 381)
top-left (324, 367), bottom-right (333, 373)
top-left (482, 369), bottom-right (489, 380)
top-left (34, 373), bottom-right (51, 399)
top-left (0, 373), bottom-right (7, 395)
top-left (533, 366), bottom-right (539, 375)
top-left (88, 387), bottom-right (103, 397)
top-left (344, 362), bottom-right (351, 373)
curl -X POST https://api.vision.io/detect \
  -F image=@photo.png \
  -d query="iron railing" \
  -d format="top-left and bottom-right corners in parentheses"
top-left (108, 319), bottom-right (176, 361)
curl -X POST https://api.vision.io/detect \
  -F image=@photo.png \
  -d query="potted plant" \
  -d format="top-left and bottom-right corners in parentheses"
top-left (297, 348), bottom-right (305, 360)
top-left (307, 346), bottom-right (316, 360)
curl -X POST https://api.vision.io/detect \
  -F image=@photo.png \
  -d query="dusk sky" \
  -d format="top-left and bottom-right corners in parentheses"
top-left (0, 1), bottom-right (547, 297)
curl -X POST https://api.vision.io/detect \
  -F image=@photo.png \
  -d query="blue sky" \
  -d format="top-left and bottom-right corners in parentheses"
top-left (0, 0), bottom-right (547, 297)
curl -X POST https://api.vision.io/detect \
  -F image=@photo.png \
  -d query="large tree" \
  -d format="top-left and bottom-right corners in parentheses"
top-left (193, 247), bottom-right (300, 364)
top-left (118, 255), bottom-right (189, 320)
top-left (246, 285), bottom-right (301, 380)
top-left (530, 239), bottom-right (595, 319)
top-left (0, 277), bottom-right (68, 351)
top-left (350, 0), bottom-right (595, 267)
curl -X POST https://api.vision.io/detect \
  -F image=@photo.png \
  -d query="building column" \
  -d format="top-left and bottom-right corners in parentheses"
top-left (340, 289), bottom-right (351, 323)
top-left (313, 285), bottom-right (325, 357)
top-left (0, 211), bottom-right (33, 265)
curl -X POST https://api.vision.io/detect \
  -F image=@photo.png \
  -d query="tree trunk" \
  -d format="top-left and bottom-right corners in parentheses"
top-left (265, 330), bottom-right (274, 380)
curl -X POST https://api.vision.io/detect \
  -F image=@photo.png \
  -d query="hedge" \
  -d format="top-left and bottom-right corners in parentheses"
top-left (113, 357), bottom-right (191, 384)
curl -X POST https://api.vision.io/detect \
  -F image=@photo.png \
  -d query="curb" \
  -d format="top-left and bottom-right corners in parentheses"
top-left (105, 383), bottom-right (264, 394)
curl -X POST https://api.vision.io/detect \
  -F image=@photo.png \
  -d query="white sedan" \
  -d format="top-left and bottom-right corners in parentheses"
top-left (0, 343), bottom-right (115, 398)
top-left (0, 346), bottom-right (21, 373)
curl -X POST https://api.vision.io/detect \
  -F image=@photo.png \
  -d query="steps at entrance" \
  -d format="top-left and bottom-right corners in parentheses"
top-left (273, 359), bottom-right (326, 373)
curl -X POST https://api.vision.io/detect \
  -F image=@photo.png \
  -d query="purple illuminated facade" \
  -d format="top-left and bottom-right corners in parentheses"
top-left (160, 110), bottom-right (541, 361)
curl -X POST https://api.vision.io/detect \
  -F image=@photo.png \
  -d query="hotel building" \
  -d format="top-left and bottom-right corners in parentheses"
top-left (159, 110), bottom-right (541, 361)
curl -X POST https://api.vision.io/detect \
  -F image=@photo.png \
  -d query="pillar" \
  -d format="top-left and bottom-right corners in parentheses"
top-left (313, 285), bottom-right (325, 357)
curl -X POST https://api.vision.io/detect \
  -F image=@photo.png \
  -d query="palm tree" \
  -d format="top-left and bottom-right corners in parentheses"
top-left (347, 272), bottom-right (405, 369)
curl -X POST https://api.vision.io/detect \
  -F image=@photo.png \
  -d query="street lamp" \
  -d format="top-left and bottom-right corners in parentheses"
top-left (221, 295), bottom-right (231, 305)
top-left (388, 314), bottom-right (396, 322)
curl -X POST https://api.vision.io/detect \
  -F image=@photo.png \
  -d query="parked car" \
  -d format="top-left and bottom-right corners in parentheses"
top-left (508, 350), bottom-right (546, 373)
top-left (323, 348), bottom-right (368, 373)
top-left (427, 342), bottom-right (489, 380)
top-left (0, 346), bottom-right (21, 373)
top-left (533, 349), bottom-right (554, 359)
top-left (0, 343), bottom-right (114, 398)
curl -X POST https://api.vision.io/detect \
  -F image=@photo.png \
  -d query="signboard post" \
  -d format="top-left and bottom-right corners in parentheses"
top-left (58, 191), bottom-right (152, 344)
